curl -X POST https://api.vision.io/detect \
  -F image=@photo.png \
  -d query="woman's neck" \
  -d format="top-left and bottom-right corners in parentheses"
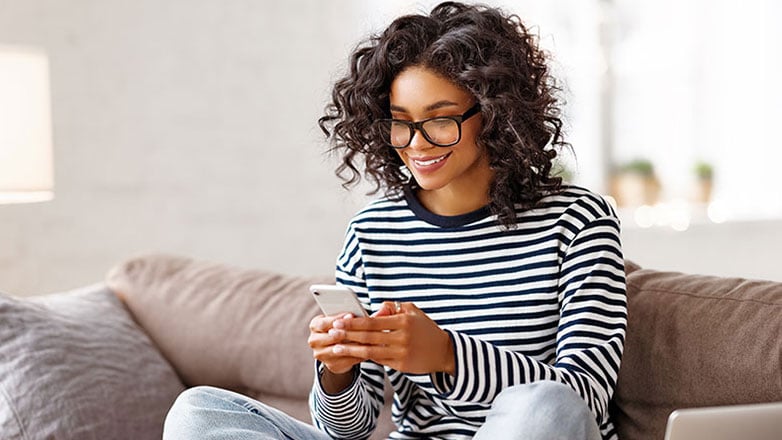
top-left (416, 178), bottom-right (491, 217)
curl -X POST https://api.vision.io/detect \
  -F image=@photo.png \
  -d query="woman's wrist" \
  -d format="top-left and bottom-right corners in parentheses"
top-left (440, 329), bottom-right (456, 376)
top-left (320, 366), bottom-right (357, 395)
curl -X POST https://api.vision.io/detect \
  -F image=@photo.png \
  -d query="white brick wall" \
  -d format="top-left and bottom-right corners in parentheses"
top-left (0, 0), bottom-right (376, 296)
top-left (2, 0), bottom-right (780, 296)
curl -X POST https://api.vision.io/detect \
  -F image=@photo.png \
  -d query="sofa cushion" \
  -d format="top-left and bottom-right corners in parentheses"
top-left (624, 259), bottom-right (641, 275)
top-left (0, 285), bottom-right (185, 440)
top-left (611, 268), bottom-right (782, 440)
top-left (106, 254), bottom-right (399, 439)
top-left (105, 254), bottom-right (331, 401)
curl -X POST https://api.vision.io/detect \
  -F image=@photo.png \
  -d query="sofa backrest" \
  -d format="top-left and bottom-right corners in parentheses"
top-left (612, 264), bottom-right (782, 440)
top-left (106, 254), bottom-right (398, 439)
top-left (107, 254), bottom-right (782, 440)
top-left (106, 254), bottom-right (330, 401)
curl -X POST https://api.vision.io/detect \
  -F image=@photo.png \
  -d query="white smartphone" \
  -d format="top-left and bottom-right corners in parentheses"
top-left (309, 284), bottom-right (369, 317)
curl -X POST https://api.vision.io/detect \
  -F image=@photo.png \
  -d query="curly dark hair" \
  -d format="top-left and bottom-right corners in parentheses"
top-left (319, 1), bottom-right (568, 228)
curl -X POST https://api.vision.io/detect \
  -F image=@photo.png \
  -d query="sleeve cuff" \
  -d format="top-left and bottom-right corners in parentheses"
top-left (431, 329), bottom-right (464, 399)
top-left (315, 361), bottom-right (360, 398)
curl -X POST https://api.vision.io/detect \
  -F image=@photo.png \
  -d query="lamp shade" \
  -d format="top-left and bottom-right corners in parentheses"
top-left (0, 45), bottom-right (54, 204)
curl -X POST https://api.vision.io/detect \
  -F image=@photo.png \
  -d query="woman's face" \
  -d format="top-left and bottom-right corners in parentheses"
top-left (388, 66), bottom-right (492, 203)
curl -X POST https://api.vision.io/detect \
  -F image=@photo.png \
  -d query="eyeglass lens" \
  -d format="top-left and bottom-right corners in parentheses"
top-left (384, 118), bottom-right (460, 148)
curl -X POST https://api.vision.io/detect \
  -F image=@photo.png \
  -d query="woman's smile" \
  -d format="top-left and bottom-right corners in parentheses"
top-left (406, 152), bottom-right (451, 172)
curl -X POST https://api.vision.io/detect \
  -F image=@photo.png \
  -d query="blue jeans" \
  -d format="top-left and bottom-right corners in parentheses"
top-left (163, 381), bottom-right (602, 440)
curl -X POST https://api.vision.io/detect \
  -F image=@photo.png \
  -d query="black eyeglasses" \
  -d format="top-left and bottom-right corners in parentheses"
top-left (374, 103), bottom-right (481, 149)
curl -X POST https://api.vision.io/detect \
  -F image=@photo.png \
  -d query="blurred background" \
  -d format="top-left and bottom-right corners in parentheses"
top-left (1, 0), bottom-right (780, 297)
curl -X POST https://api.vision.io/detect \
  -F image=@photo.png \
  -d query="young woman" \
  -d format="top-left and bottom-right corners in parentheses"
top-left (164, 2), bottom-right (626, 440)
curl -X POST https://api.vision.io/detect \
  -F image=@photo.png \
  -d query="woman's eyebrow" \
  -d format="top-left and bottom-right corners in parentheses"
top-left (425, 100), bottom-right (460, 111)
top-left (389, 100), bottom-right (460, 113)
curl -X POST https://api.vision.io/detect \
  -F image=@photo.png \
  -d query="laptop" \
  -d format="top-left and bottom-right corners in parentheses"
top-left (664, 401), bottom-right (782, 440)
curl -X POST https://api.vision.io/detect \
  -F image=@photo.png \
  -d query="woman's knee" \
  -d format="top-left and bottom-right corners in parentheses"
top-left (164, 386), bottom-right (248, 438)
top-left (487, 381), bottom-right (601, 440)
top-left (168, 386), bottom-right (230, 415)
top-left (165, 386), bottom-right (327, 440)
top-left (498, 381), bottom-right (588, 410)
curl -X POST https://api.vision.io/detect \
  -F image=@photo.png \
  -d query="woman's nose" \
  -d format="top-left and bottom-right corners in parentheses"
top-left (407, 129), bottom-right (434, 151)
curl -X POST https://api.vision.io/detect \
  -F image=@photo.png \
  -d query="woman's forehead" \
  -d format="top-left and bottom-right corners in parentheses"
top-left (389, 66), bottom-right (472, 110)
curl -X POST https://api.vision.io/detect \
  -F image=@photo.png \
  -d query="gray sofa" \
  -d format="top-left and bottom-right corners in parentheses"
top-left (1, 254), bottom-right (780, 440)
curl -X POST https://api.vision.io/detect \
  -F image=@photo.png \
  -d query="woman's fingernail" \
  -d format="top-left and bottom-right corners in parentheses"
top-left (328, 329), bottom-right (339, 337)
top-left (333, 320), bottom-right (344, 329)
top-left (333, 345), bottom-right (344, 354)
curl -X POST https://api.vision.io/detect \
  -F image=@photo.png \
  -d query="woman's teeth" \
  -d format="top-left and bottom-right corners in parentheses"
top-left (414, 155), bottom-right (447, 166)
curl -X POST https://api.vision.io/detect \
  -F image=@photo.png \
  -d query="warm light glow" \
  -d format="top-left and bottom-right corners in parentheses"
top-left (668, 199), bottom-right (692, 232)
top-left (707, 201), bottom-right (728, 223)
top-left (633, 205), bottom-right (655, 228)
top-left (0, 45), bottom-right (54, 204)
top-left (670, 212), bottom-right (691, 232)
top-left (631, 201), bottom-right (694, 231)
top-left (604, 195), bottom-right (618, 212)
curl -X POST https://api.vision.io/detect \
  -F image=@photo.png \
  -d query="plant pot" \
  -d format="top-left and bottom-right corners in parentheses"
top-left (610, 173), bottom-right (661, 207)
top-left (693, 178), bottom-right (713, 204)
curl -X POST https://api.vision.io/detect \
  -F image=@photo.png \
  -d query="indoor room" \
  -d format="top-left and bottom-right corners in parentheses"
top-left (1, 1), bottom-right (780, 440)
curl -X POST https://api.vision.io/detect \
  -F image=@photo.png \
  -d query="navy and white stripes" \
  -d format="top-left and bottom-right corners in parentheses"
top-left (310, 185), bottom-right (627, 440)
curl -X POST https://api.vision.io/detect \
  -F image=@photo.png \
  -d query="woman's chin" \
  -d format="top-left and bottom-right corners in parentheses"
top-left (412, 177), bottom-right (447, 192)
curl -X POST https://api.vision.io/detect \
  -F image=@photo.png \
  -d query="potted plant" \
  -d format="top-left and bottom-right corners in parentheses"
top-left (693, 160), bottom-right (714, 203)
top-left (610, 158), bottom-right (661, 207)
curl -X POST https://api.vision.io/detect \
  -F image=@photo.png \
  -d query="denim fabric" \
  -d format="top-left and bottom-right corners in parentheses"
top-left (164, 381), bottom-right (601, 440)
top-left (163, 386), bottom-right (330, 440)
top-left (473, 381), bottom-right (603, 440)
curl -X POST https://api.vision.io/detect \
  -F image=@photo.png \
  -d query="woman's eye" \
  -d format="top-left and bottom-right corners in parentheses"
top-left (429, 119), bottom-right (452, 128)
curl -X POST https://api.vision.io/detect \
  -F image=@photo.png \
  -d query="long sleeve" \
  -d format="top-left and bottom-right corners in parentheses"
top-left (309, 222), bottom-right (387, 439)
top-left (431, 214), bottom-right (627, 426)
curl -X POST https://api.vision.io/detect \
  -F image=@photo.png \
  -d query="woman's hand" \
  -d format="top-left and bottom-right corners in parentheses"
top-left (329, 302), bottom-right (455, 375)
top-left (308, 313), bottom-right (365, 393)
top-left (307, 303), bottom-right (397, 375)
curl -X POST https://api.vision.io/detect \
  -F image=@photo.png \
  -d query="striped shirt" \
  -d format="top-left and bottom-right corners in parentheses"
top-left (310, 185), bottom-right (627, 440)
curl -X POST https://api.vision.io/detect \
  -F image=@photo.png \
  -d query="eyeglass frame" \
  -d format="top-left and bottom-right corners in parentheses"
top-left (374, 103), bottom-right (482, 149)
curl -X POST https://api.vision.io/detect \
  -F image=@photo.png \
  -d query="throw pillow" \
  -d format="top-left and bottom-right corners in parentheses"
top-left (0, 284), bottom-right (185, 440)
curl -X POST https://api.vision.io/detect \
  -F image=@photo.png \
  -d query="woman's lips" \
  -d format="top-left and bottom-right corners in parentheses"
top-left (408, 152), bottom-right (451, 174)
